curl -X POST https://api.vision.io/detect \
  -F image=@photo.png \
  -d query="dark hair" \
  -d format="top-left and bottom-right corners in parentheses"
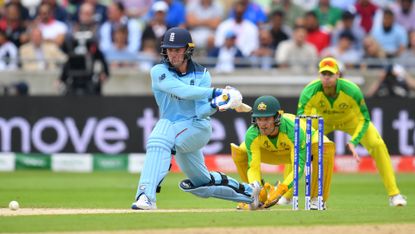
top-left (305, 11), bottom-right (318, 19)
top-left (383, 8), bottom-right (394, 17)
top-left (339, 31), bottom-right (355, 41)
top-left (270, 9), bottom-right (285, 18)
top-left (114, 1), bottom-right (125, 12)
top-left (342, 10), bottom-right (355, 20)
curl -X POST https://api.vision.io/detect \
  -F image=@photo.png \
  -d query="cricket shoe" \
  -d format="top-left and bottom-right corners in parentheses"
top-left (131, 193), bottom-right (157, 210)
top-left (389, 194), bottom-right (407, 207)
top-left (277, 196), bottom-right (293, 206)
top-left (310, 198), bottom-right (326, 210)
top-left (249, 181), bottom-right (261, 210)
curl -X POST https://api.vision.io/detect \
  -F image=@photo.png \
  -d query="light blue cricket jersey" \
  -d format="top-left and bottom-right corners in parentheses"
top-left (150, 61), bottom-right (217, 122)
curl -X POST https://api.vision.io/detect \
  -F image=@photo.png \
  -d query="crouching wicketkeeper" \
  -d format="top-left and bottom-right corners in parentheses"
top-left (231, 95), bottom-right (335, 210)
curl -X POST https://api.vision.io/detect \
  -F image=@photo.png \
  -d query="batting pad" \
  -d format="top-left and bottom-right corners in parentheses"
top-left (179, 179), bottom-right (253, 203)
top-left (136, 119), bottom-right (175, 202)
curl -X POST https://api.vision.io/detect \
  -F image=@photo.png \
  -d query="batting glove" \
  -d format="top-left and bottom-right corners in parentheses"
top-left (210, 93), bottom-right (229, 109)
top-left (217, 86), bottom-right (242, 111)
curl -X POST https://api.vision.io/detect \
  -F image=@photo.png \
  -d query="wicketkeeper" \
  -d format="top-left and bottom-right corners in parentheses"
top-left (231, 95), bottom-right (335, 210)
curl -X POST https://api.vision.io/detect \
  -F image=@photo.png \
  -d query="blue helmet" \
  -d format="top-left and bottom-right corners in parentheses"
top-left (161, 27), bottom-right (195, 61)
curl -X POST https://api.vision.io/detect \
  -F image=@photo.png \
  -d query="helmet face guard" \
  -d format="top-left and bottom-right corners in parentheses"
top-left (251, 111), bottom-right (282, 127)
top-left (160, 27), bottom-right (194, 63)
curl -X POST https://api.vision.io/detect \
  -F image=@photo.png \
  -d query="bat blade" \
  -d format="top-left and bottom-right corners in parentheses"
top-left (234, 103), bottom-right (252, 113)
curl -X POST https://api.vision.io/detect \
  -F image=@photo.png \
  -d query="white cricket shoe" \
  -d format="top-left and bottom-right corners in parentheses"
top-left (389, 194), bottom-right (407, 207)
top-left (310, 197), bottom-right (326, 210)
top-left (249, 181), bottom-right (261, 210)
top-left (131, 193), bottom-right (157, 210)
top-left (277, 196), bottom-right (293, 206)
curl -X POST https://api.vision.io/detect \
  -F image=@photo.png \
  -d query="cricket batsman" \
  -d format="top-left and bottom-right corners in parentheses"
top-left (297, 57), bottom-right (407, 206)
top-left (231, 95), bottom-right (335, 210)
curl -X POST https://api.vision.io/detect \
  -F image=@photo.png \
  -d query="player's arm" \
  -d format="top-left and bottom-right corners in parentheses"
top-left (151, 65), bottom-right (215, 100)
top-left (348, 86), bottom-right (370, 146)
top-left (264, 130), bottom-right (306, 208)
top-left (195, 70), bottom-right (218, 118)
top-left (245, 131), bottom-right (263, 184)
top-left (297, 83), bottom-right (317, 115)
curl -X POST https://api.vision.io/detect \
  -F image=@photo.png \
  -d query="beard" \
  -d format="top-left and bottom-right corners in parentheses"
top-left (383, 25), bottom-right (393, 33)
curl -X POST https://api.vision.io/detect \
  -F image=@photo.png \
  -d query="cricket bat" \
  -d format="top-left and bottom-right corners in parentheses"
top-left (221, 94), bottom-right (252, 113)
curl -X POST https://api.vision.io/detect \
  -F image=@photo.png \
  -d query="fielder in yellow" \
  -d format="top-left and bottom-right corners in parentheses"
top-left (297, 57), bottom-right (407, 206)
top-left (231, 95), bottom-right (335, 210)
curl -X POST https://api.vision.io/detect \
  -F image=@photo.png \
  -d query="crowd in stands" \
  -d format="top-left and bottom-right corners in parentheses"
top-left (0, 0), bottom-right (415, 74)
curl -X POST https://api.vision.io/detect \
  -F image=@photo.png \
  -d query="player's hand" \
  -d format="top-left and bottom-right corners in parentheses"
top-left (217, 86), bottom-right (242, 111)
top-left (263, 182), bottom-right (288, 208)
top-left (210, 93), bottom-right (229, 110)
top-left (347, 143), bottom-right (361, 163)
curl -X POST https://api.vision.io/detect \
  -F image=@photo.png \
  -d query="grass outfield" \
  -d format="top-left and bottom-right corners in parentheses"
top-left (0, 171), bottom-right (414, 233)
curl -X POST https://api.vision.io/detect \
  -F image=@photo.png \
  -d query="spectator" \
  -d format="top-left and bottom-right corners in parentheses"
top-left (7, 0), bottom-right (30, 22)
top-left (104, 26), bottom-right (138, 68)
top-left (19, 27), bottom-right (66, 71)
top-left (368, 64), bottom-right (415, 97)
top-left (251, 28), bottom-right (275, 70)
top-left (370, 8), bottom-right (408, 57)
top-left (268, 10), bottom-right (291, 51)
top-left (99, 1), bottom-right (142, 54)
top-left (214, 1), bottom-right (259, 56)
top-left (208, 30), bottom-right (244, 73)
top-left (331, 10), bottom-right (366, 50)
top-left (41, 0), bottom-right (69, 24)
top-left (0, 30), bottom-right (18, 70)
top-left (228, 0), bottom-right (267, 25)
top-left (398, 30), bottom-right (415, 66)
top-left (0, 2), bottom-right (28, 48)
top-left (390, 0), bottom-right (415, 32)
top-left (271, 0), bottom-right (305, 28)
top-left (304, 11), bottom-right (330, 54)
top-left (34, 2), bottom-right (68, 47)
top-left (60, 21), bottom-right (109, 96)
top-left (330, 0), bottom-right (357, 10)
top-left (186, 0), bottom-right (224, 50)
top-left (138, 39), bottom-right (159, 72)
top-left (120, 0), bottom-right (153, 19)
top-left (72, 0), bottom-right (107, 25)
top-left (164, 0), bottom-right (186, 28)
top-left (361, 35), bottom-right (387, 68)
top-left (292, 0), bottom-right (318, 11)
top-left (321, 31), bottom-right (362, 67)
top-left (313, 0), bottom-right (343, 31)
top-left (141, 1), bottom-right (169, 55)
top-left (275, 25), bottom-right (318, 70)
top-left (70, 2), bottom-right (99, 39)
top-left (354, 0), bottom-right (379, 33)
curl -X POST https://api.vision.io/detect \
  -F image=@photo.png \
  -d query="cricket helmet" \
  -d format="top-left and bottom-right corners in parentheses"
top-left (160, 27), bottom-right (194, 61)
top-left (252, 96), bottom-right (282, 126)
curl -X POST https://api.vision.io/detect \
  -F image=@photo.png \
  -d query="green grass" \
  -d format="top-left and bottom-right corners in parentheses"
top-left (0, 171), bottom-right (414, 233)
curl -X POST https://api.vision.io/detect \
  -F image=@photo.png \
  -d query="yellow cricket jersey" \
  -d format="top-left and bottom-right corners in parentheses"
top-left (245, 113), bottom-right (308, 188)
top-left (297, 78), bottom-right (370, 146)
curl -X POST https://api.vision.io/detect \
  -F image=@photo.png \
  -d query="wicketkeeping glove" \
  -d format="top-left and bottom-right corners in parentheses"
top-left (263, 182), bottom-right (288, 208)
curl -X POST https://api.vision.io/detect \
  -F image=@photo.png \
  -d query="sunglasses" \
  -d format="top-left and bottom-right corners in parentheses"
top-left (319, 60), bottom-right (336, 68)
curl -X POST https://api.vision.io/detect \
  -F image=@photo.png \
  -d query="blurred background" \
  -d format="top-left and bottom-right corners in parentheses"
top-left (0, 0), bottom-right (414, 173)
